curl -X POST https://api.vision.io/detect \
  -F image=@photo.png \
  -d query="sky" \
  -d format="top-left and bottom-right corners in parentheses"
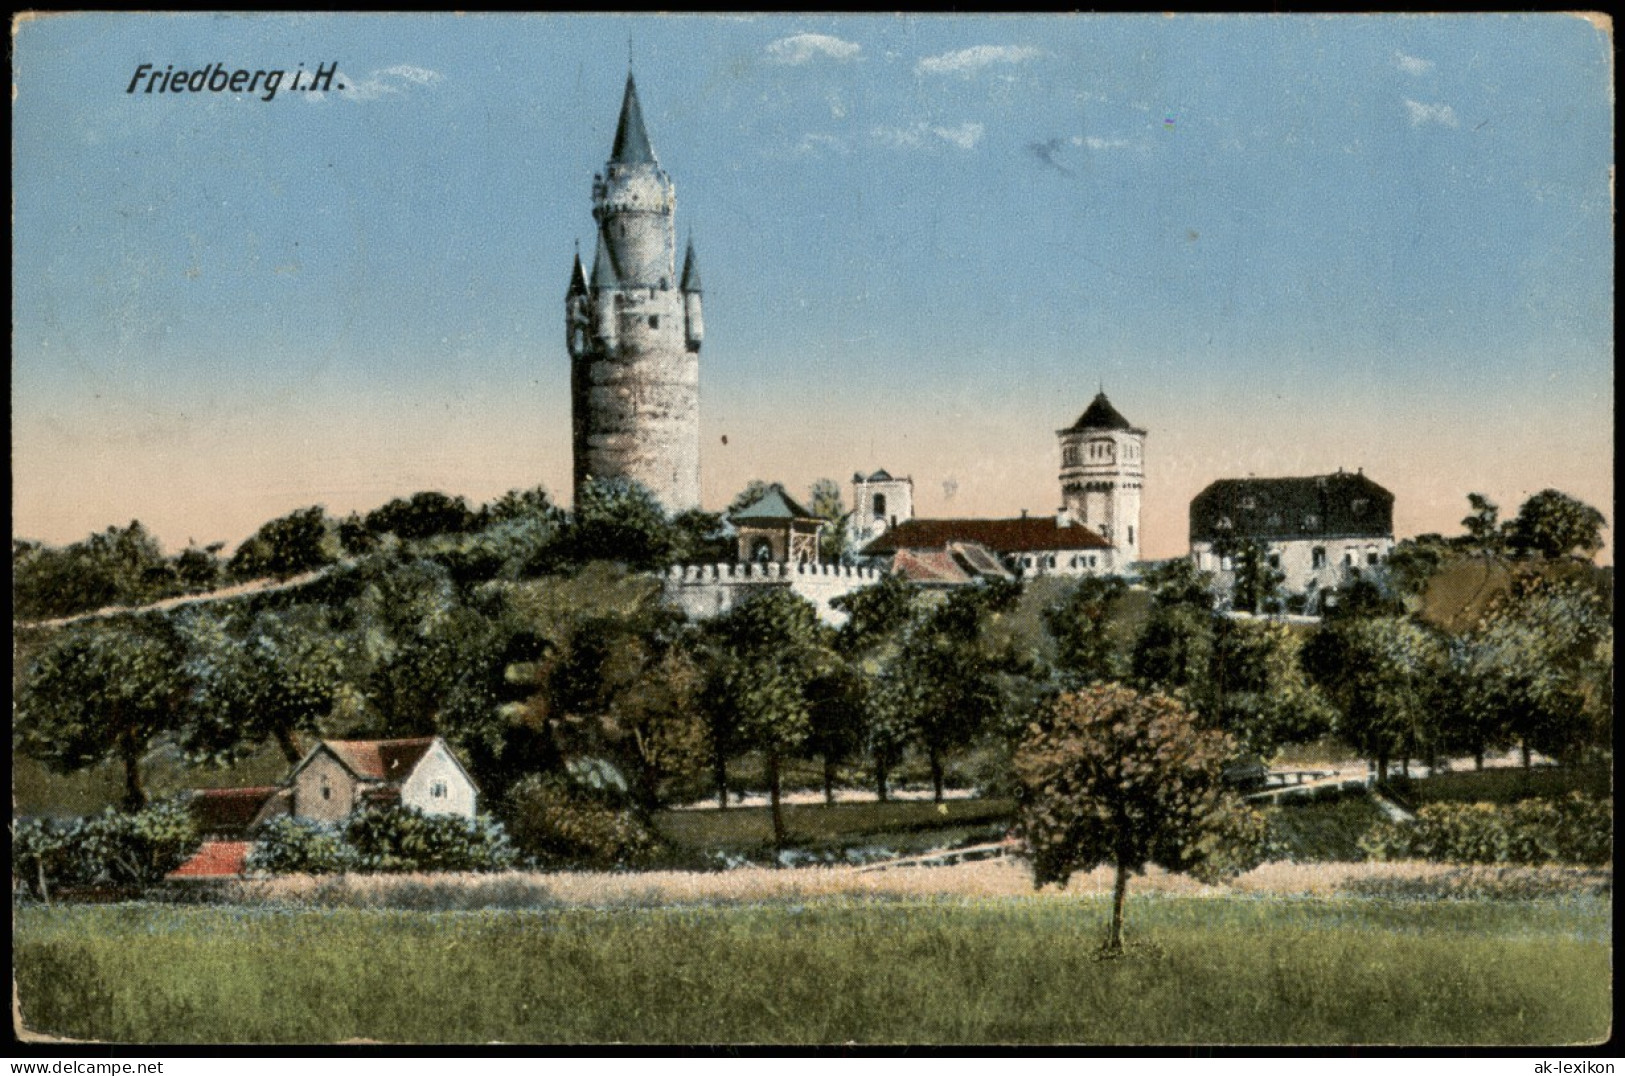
top-left (11, 13), bottom-right (1615, 563)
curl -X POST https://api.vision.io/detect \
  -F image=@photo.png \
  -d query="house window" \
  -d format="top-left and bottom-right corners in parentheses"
top-left (1268, 552), bottom-right (1281, 570)
top-left (1312, 547), bottom-right (1327, 570)
top-left (1352, 498), bottom-right (1368, 514)
top-left (1367, 550), bottom-right (1380, 566)
top-left (648, 315), bottom-right (659, 329)
top-left (1241, 496), bottom-right (1256, 510)
top-left (432, 780), bottom-right (448, 799)
top-left (320, 778), bottom-right (332, 802)
top-left (873, 493), bottom-right (886, 517)
top-left (1304, 514), bottom-right (1320, 529)
top-left (1343, 551), bottom-right (1355, 567)
top-left (1127, 526), bottom-right (1134, 545)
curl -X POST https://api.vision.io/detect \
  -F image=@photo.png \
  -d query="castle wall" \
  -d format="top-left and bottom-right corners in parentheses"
top-left (663, 562), bottom-right (885, 626)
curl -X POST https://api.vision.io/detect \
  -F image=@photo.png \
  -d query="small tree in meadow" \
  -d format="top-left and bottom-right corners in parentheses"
top-left (1013, 684), bottom-right (1264, 955)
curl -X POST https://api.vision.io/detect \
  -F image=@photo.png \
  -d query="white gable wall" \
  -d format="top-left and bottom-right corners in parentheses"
top-left (399, 741), bottom-right (478, 820)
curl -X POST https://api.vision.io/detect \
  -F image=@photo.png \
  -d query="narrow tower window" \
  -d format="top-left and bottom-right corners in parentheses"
top-left (873, 494), bottom-right (886, 517)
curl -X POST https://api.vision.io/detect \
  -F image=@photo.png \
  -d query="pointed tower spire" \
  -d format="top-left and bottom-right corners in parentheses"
top-left (610, 73), bottom-right (656, 166)
top-left (590, 231), bottom-right (618, 289)
top-left (680, 235), bottom-right (702, 293)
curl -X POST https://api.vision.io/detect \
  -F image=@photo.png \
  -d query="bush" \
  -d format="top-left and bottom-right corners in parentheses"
top-left (341, 807), bottom-right (518, 873)
top-left (503, 776), bottom-right (656, 870)
top-left (248, 817), bottom-right (358, 875)
top-left (12, 801), bottom-right (200, 897)
top-left (248, 809), bottom-right (518, 875)
top-left (1361, 794), bottom-right (1611, 866)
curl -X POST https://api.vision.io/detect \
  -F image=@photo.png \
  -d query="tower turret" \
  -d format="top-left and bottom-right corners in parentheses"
top-left (680, 237), bottom-right (704, 352)
top-left (567, 71), bottom-right (701, 513)
top-left (565, 247), bottom-right (589, 360)
top-left (1057, 392), bottom-right (1145, 565)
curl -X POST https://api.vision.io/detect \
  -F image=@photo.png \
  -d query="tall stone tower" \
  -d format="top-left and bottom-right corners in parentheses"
top-left (566, 72), bottom-right (702, 512)
top-left (1057, 392), bottom-right (1145, 564)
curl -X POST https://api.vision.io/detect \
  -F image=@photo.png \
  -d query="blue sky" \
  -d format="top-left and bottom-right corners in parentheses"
top-left (12, 13), bottom-right (1614, 560)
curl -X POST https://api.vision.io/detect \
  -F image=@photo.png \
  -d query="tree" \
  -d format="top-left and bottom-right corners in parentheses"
top-left (1043, 575), bottom-right (1129, 688)
top-left (726, 480), bottom-right (777, 516)
top-left (701, 588), bottom-right (827, 846)
top-left (1460, 575), bottom-right (1612, 767)
top-left (549, 477), bottom-right (675, 571)
top-left (1214, 535), bottom-right (1285, 614)
top-left (669, 508), bottom-right (733, 563)
top-left (1506, 490), bottom-right (1606, 560)
top-left (1208, 619), bottom-right (1336, 759)
top-left (15, 615), bottom-right (193, 810)
top-left (880, 584), bottom-right (1016, 801)
top-left (365, 491), bottom-right (479, 541)
top-left (1013, 685), bottom-right (1263, 954)
top-left (479, 485), bottom-right (559, 527)
top-left (12, 521), bottom-right (175, 620)
top-left (228, 505), bottom-right (340, 581)
top-left (807, 477), bottom-right (850, 563)
top-left (831, 573), bottom-right (920, 801)
top-left (1460, 493), bottom-right (1504, 554)
top-left (183, 607), bottom-right (349, 765)
top-left (1301, 616), bottom-right (1443, 781)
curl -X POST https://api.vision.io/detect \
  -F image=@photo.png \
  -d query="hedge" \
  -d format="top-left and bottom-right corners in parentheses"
top-left (1361, 794), bottom-right (1611, 866)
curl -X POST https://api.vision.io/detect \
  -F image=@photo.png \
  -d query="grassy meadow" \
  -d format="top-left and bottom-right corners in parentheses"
top-left (14, 879), bottom-right (1611, 1045)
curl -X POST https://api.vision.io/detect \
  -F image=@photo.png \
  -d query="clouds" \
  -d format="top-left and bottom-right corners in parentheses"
top-left (871, 122), bottom-right (985, 151)
top-left (1394, 50), bottom-right (1434, 75)
top-left (333, 64), bottom-right (443, 103)
top-left (1405, 99), bottom-right (1459, 128)
top-left (916, 44), bottom-right (1041, 77)
top-left (766, 33), bottom-right (860, 65)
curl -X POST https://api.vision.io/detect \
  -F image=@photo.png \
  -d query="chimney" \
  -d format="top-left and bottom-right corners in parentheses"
top-left (1021, 508), bottom-right (1028, 519)
top-left (1056, 509), bottom-right (1072, 528)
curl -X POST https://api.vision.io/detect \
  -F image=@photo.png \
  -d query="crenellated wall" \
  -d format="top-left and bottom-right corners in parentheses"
top-left (663, 562), bottom-right (884, 626)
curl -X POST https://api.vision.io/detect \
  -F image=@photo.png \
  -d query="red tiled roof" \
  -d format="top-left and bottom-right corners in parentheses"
top-left (323, 738), bottom-right (437, 782)
top-left (168, 841), bottom-right (252, 879)
top-left (892, 549), bottom-right (973, 585)
top-left (188, 786), bottom-right (282, 835)
top-left (864, 517), bottom-right (1111, 556)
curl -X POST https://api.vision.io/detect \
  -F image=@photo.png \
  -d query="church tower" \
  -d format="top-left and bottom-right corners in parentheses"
top-left (566, 72), bottom-right (702, 513)
top-left (1057, 392), bottom-right (1145, 564)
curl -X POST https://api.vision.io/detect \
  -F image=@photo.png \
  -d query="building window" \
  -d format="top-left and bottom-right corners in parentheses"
top-left (648, 315), bottom-right (659, 329)
top-left (432, 780), bottom-right (447, 799)
top-left (1343, 551), bottom-right (1355, 567)
top-left (1304, 514), bottom-right (1320, 529)
top-left (320, 779), bottom-right (332, 802)
top-left (1268, 552), bottom-right (1281, 569)
top-left (1241, 496), bottom-right (1256, 510)
top-left (1127, 526), bottom-right (1134, 545)
top-left (873, 493), bottom-right (886, 517)
top-left (1312, 547), bottom-right (1327, 569)
top-left (1367, 551), bottom-right (1380, 566)
top-left (1352, 498), bottom-right (1368, 514)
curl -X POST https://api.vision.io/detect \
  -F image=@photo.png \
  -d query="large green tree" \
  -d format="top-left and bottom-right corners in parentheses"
top-left (1506, 490), bottom-right (1607, 560)
top-left (15, 615), bottom-right (193, 810)
top-left (1043, 575), bottom-right (1130, 688)
top-left (1301, 615), bottom-right (1444, 781)
top-left (1014, 684), bottom-right (1262, 954)
top-left (701, 588), bottom-right (828, 845)
top-left (183, 607), bottom-right (349, 765)
top-left (229, 505), bottom-right (341, 581)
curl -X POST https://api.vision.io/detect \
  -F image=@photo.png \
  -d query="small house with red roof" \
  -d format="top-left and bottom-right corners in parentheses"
top-left (287, 737), bottom-right (479, 824)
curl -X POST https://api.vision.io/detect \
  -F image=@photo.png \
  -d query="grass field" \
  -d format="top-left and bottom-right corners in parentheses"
top-left (14, 889), bottom-right (1610, 1045)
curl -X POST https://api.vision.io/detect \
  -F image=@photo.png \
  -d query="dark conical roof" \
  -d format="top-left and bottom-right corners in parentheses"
top-left (610, 73), bottom-right (657, 165)
top-left (680, 239), bottom-right (702, 292)
top-left (590, 232), bottom-right (618, 288)
top-left (567, 250), bottom-right (588, 297)
top-left (1070, 392), bottom-right (1135, 432)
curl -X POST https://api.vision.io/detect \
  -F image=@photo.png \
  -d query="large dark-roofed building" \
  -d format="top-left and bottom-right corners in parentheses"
top-left (862, 513), bottom-right (1119, 578)
top-left (1189, 469), bottom-right (1395, 600)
